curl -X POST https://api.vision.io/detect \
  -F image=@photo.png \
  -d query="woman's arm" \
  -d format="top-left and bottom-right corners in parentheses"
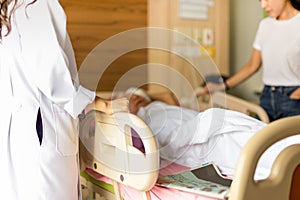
top-left (203, 49), bottom-right (262, 93)
top-left (87, 96), bottom-right (129, 114)
top-left (225, 48), bottom-right (262, 89)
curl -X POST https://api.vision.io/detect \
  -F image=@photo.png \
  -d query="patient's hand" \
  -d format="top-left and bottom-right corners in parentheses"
top-left (88, 96), bottom-right (129, 114)
top-left (129, 94), bottom-right (151, 114)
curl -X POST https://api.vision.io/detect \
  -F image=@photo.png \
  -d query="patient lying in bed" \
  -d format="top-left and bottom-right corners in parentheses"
top-left (126, 87), bottom-right (300, 180)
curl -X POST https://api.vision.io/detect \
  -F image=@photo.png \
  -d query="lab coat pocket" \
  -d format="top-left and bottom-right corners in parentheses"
top-left (53, 104), bottom-right (79, 156)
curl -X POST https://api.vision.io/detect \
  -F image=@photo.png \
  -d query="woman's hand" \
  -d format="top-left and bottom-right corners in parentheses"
top-left (103, 97), bottom-right (129, 114)
top-left (87, 96), bottom-right (129, 114)
top-left (203, 82), bottom-right (226, 94)
top-left (290, 87), bottom-right (300, 100)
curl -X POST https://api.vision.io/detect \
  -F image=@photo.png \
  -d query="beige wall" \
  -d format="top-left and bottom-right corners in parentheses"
top-left (229, 0), bottom-right (263, 102)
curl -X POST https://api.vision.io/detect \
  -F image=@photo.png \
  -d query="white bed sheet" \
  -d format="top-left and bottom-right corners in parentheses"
top-left (136, 103), bottom-right (300, 180)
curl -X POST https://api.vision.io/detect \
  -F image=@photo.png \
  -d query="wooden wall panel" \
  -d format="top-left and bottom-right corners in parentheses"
top-left (60, 0), bottom-right (147, 91)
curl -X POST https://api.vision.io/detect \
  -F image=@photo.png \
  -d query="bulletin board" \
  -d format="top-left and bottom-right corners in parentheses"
top-left (148, 0), bottom-right (230, 94)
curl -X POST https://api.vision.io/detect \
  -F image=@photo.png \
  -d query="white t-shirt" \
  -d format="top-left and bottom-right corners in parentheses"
top-left (253, 13), bottom-right (300, 86)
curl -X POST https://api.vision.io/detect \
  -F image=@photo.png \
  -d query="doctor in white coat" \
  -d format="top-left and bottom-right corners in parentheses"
top-left (0, 0), bottom-right (128, 199)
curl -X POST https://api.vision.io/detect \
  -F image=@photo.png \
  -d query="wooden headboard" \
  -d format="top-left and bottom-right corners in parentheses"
top-left (60, 0), bottom-right (148, 91)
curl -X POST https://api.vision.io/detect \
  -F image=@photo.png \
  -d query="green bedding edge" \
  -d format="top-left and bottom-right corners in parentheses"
top-left (81, 171), bottom-right (115, 194)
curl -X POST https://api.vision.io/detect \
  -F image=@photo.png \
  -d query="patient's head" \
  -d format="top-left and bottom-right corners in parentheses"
top-left (125, 87), bottom-right (152, 114)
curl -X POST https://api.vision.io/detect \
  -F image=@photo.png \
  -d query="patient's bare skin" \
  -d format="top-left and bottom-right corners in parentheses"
top-left (129, 94), bottom-right (151, 114)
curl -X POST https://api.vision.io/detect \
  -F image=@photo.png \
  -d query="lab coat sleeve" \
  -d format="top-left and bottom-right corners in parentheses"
top-left (16, 0), bottom-right (95, 118)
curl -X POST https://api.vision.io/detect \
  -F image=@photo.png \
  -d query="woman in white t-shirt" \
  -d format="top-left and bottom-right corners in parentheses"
top-left (204, 0), bottom-right (300, 122)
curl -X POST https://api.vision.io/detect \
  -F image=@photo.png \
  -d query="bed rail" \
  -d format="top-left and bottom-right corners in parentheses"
top-left (195, 87), bottom-right (269, 123)
top-left (79, 110), bottom-right (159, 200)
top-left (230, 115), bottom-right (300, 200)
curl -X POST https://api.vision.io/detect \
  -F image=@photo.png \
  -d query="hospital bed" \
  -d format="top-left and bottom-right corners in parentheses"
top-left (79, 108), bottom-right (300, 200)
top-left (80, 89), bottom-right (299, 199)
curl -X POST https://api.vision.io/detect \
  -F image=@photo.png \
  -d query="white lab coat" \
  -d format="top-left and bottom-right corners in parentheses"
top-left (0, 0), bottom-right (95, 199)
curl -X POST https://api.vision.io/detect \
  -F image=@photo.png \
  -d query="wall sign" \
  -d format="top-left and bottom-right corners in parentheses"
top-left (179, 0), bottom-right (215, 20)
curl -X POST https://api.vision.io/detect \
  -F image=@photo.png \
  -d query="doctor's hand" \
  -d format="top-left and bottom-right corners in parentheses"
top-left (103, 97), bottom-right (129, 114)
top-left (87, 96), bottom-right (129, 114)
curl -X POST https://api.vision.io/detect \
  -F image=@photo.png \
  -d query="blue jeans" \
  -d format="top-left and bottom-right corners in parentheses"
top-left (260, 86), bottom-right (300, 122)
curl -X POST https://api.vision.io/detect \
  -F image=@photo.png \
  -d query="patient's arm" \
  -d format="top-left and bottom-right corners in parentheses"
top-left (129, 91), bottom-right (180, 114)
top-left (149, 91), bottom-right (180, 106)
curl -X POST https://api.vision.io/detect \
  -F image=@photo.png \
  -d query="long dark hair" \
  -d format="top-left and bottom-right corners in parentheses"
top-left (291, 0), bottom-right (300, 11)
top-left (0, 0), bottom-right (37, 39)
